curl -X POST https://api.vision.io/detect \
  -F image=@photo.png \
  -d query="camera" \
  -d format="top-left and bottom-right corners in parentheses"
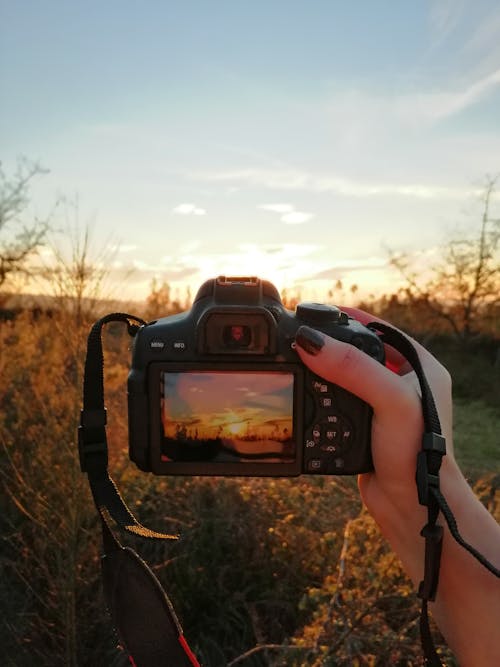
top-left (128, 276), bottom-right (385, 476)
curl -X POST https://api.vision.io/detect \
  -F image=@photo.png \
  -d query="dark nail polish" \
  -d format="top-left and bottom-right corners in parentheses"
top-left (295, 326), bottom-right (325, 355)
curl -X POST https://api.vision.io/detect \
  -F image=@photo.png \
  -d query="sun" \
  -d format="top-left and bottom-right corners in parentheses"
top-left (195, 247), bottom-right (292, 294)
top-left (227, 421), bottom-right (246, 436)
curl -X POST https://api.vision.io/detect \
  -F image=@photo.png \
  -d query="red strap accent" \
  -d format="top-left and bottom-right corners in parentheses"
top-left (178, 634), bottom-right (201, 667)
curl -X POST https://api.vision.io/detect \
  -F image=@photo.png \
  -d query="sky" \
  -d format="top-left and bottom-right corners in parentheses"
top-left (1, 1), bottom-right (500, 304)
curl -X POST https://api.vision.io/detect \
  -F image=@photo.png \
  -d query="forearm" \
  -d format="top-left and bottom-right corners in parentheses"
top-left (367, 459), bottom-right (500, 666)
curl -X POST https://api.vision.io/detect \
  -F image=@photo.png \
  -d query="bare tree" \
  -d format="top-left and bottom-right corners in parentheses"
top-left (40, 199), bottom-right (119, 326)
top-left (390, 176), bottom-right (500, 341)
top-left (0, 158), bottom-right (51, 289)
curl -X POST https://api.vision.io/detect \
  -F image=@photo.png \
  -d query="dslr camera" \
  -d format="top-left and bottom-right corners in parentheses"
top-left (128, 276), bottom-right (384, 477)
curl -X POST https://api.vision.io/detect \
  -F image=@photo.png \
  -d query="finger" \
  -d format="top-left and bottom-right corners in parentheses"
top-left (294, 325), bottom-right (419, 416)
top-left (295, 325), bottom-right (425, 486)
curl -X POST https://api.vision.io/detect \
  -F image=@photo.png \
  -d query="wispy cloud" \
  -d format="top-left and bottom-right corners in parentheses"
top-left (258, 203), bottom-right (314, 224)
top-left (110, 243), bottom-right (138, 253)
top-left (424, 1), bottom-right (500, 80)
top-left (428, 0), bottom-right (466, 47)
top-left (399, 68), bottom-right (500, 123)
top-left (123, 243), bottom-right (326, 294)
top-left (309, 257), bottom-right (388, 281)
top-left (188, 168), bottom-right (484, 200)
top-left (173, 203), bottom-right (207, 216)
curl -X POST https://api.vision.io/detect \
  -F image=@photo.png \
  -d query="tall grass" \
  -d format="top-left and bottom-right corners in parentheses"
top-left (1, 309), bottom-right (498, 666)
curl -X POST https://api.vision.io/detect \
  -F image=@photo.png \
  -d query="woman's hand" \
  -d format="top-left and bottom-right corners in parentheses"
top-left (295, 310), bottom-right (500, 666)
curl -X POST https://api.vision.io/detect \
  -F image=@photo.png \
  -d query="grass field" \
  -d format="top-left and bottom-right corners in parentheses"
top-left (1, 312), bottom-right (498, 666)
top-left (454, 399), bottom-right (500, 478)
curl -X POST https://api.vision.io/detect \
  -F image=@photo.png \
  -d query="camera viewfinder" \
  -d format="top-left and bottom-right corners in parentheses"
top-left (223, 324), bottom-right (252, 348)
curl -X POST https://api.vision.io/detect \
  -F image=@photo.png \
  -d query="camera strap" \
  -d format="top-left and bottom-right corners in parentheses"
top-left (78, 313), bottom-right (200, 667)
top-left (370, 322), bottom-right (500, 666)
top-left (79, 313), bottom-right (499, 667)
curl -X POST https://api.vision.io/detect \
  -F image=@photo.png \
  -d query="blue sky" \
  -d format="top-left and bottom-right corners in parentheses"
top-left (1, 1), bottom-right (500, 301)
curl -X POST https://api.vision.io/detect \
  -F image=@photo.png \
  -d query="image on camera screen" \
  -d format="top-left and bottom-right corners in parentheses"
top-left (159, 371), bottom-right (295, 463)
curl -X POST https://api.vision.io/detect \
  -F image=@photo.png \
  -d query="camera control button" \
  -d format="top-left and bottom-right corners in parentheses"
top-left (318, 396), bottom-right (333, 408)
top-left (336, 417), bottom-right (353, 447)
top-left (342, 427), bottom-right (353, 445)
top-left (149, 339), bottom-right (166, 351)
top-left (307, 458), bottom-right (323, 472)
top-left (324, 428), bottom-right (339, 442)
top-left (325, 414), bottom-right (340, 424)
top-left (297, 303), bottom-right (341, 324)
top-left (312, 380), bottom-right (329, 393)
top-left (172, 340), bottom-right (187, 351)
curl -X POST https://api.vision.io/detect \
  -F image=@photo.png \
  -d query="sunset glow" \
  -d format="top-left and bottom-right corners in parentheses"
top-left (160, 371), bottom-right (294, 461)
top-left (2, 4), bottom-right (499, 303)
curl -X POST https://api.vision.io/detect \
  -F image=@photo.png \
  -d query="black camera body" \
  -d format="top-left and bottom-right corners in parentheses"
top-left (128, 276), bottom-right (384, 477)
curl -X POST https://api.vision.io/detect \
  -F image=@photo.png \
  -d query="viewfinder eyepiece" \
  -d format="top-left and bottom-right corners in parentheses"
top-left (223, 324), bottom-right (252, 348)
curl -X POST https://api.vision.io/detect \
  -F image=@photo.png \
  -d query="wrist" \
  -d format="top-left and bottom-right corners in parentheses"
top-left (358, 454), bottom-right (466, 586)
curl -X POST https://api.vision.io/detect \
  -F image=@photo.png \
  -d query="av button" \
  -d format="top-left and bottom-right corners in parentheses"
top-left (312, 380), bottom-right (329, 393)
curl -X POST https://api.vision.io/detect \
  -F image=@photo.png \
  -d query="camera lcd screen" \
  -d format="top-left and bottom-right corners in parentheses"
top-left (159, 371), bottom-right (295, 464)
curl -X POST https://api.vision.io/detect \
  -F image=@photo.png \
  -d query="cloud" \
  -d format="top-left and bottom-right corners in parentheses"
top-left (281, 211), bottom-right (313, 224)
top-left (110, 243), bottom-right (137, 253)
top-left (189, 169), bottom-right (485, 200)
top-left (173, 203), bottom-right (206, 216)
top-left (428, 0), bottom-right (465, 46)
top-left (259, 204), bottom-right (294, 214)
top-left (398, 68), bottom-right (500, 123)
top-left (308, 257), bottom-right (388, 281)
top-left (258, 203), bottom-right (314, 224)
top-left (159, 267), bottom-right (200, 281)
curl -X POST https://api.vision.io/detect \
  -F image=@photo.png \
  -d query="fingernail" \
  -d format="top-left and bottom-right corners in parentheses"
top-left (295, 326), bottom-right (325, 355)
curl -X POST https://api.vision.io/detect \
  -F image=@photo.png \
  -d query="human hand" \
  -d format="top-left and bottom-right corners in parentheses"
top-left (295, 308), bottom-right (454, 545)
top-left (295, 309), bottom-right (500, 665)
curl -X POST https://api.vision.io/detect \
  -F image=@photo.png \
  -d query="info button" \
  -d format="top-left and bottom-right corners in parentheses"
top-left (172, 340), bottom-right (187, 352)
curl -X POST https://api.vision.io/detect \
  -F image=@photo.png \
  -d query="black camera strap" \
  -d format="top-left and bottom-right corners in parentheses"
top-left (79, 313), bottom-right (200, 667)
top-left (370, 322), bottom-right (500, 666)
top-left (79, 313), bottom-right (499, 667)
